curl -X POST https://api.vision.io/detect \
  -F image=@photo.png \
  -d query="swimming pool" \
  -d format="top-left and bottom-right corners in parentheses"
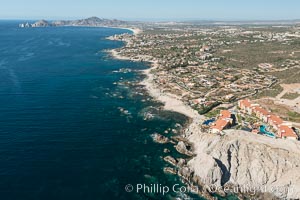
top-left (203, 118), bottom-right (216, 125)
top-left (260, 125), bottom-right (276, 138)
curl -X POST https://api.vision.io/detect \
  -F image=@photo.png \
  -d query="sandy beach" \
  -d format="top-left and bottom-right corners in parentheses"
top-left (107, 29), bottom-right (200, 122)
top-left (141, 67), bottom-right (202, 120)
top-left (109, 35), bottom-right (204, 137)
top-left (109, 45), bottom-right (203, 123)
top-left (125, 27), bottom-right (142, 35)
top-left (109, 49), bottom-right (132, 60)
top-left (105, 26), bottom-right (142, 35)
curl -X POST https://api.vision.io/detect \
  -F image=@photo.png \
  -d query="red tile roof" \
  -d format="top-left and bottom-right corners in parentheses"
top-left (269, 115), bottom-right (283, 126)
top-left (211, 119), bottom-right (230, 131)
top-left (253, 106), bottom-right (269, 116)
top-left (220, 110), bottom-right (231, 119)
top-left (279, 125), bottom-right (297, 138)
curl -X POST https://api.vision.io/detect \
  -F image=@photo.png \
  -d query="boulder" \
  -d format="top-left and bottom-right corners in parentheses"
top-left (175, 141), bottom-right (193, 156)
top-left (152, 133), bottom-right (169, 144)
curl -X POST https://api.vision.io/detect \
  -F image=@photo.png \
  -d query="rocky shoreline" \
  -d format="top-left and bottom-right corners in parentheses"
top-left (108, 37), bottom-right (224, 199)
top-left (108, 29), bottom-right (300, 200)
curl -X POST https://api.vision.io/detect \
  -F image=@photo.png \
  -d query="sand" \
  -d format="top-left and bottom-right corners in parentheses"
top-left (109, 38), bottom-right (204, 136)
top-left (141, 67), bottom-right (202, 121)
top-left (109, 49), bottom-right (131, 60)
top-left (126, 28), bottom-right (142, 35)
top-left (106, 26), bottom-right (142, 35)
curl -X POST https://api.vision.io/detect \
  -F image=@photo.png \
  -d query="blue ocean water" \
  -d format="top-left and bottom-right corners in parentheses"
top-left (0, 21), bottom-right (204, 200)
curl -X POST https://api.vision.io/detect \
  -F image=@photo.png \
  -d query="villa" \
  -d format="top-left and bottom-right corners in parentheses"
top-left (211, 119), bottom-right (231, 133)
top-left (210, 110), bottom-right (233, 133)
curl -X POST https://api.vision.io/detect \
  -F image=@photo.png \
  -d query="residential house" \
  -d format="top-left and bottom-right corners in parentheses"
top-left (211, 119), bottom-right (231, 134)
top-left (220, 110), bottom-right (231, 118)
top-left (210, 110), bottom-right (233, 133)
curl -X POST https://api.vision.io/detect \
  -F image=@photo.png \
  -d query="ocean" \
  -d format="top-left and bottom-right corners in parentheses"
top-left (0, 21), bottom-right (205, 200)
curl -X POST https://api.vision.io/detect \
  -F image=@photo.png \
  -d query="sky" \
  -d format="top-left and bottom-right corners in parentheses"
top-left (1, 0), bottom-right (300, 21)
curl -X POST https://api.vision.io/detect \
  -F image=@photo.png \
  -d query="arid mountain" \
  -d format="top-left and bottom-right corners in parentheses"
top-left (20, 17), bottom-right (127, 28)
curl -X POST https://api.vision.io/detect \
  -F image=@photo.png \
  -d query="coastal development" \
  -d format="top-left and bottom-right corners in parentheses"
top-left (107, 22), bottom-right (300, 199)
top-left (109, 23), bottom-right (300, 137)
top-left (25, 18), bottom-right (300, 199)
top-left (203, 99), bottom-right (298, 140)
top-left (4, 0), bottom-right (300, 199)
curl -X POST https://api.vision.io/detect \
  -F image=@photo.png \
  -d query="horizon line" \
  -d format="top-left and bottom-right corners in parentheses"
top-left (1, 17), bottom-right (300, 23)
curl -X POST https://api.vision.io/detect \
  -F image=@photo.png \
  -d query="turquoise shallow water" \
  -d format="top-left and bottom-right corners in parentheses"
top-left (0, 21), bottom-right (206, 200)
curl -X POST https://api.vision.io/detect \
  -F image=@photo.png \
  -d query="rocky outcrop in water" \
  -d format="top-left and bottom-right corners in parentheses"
top-left (164, 156), bottom-right (177, 166)
top-left (164, 167), bottom-right (177, 175)
top-left (152, 133), bottom-right (169, 144)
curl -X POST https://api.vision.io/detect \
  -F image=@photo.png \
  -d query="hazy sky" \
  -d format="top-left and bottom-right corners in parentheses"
top-left (1, 0), bottom-right (300, 21)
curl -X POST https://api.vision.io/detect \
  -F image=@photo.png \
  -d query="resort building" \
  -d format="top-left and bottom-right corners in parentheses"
top-left (238, 99), bottom-right (298, 140)
top-left (238, 99), bottom-right (259, 115)
top-left (268, 114), bottom-right (284, 131)
top-left (278, 125), bottom-right (298, 140)
top-left (238, 99), bottom-right (251, 110)
top-left (252, 106), bottom-right (270, 122)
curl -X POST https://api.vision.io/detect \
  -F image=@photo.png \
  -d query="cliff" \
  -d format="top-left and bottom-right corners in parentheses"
top-left (186, 129), bottom-right (300, 199)
top-left (140, 59), bottom-right (300, 199)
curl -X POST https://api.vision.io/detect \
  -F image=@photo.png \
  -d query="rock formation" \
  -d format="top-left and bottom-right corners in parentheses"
top-left (31, 20), bottom-right (50, 27)
top-left (175, 141), bottom-right (194, 156)
top-left (152, 133), bottom-right (169, 144)
top-left (187, 130), bottom-right (300, 199)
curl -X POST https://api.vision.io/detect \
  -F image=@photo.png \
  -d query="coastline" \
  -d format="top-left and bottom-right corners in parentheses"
top-left (104, 26), bottom-right (142, 35)
top-left (107, 33), bottom-right (213, 198)
top-left (108, 30), bottom-right (200, 121)
top-left (109, 46), bottom-right (203, 123)
top-left (106, 26), bottom-right (218, 198)
top-left (140, 64), bottom-right (300, 199)
top-left (141, 67), bottom-right (203, 121)
top-left (106, 28), bottom-right (300, 199)
top-left (121, 27), bottom-right (142, 35)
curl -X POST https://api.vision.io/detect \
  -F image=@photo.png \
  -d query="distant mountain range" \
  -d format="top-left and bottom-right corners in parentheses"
top-left (19, 17), bottom-right (127, 28)
top-left (18, 17), bottom-right (300, 28)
